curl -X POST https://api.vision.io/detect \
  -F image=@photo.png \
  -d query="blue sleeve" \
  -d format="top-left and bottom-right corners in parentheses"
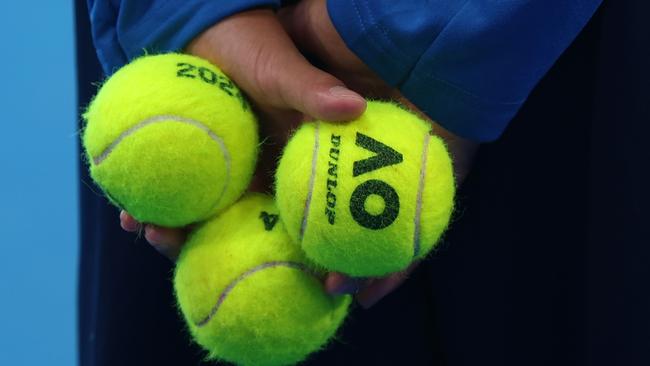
top-left (87, 0), bottom-right (280, 75)
top-left (327, 0), bottom-right (602, 142)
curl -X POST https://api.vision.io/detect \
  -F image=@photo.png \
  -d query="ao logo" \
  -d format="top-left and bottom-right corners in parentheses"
top-left (349, 132), bottom-right (403, 230)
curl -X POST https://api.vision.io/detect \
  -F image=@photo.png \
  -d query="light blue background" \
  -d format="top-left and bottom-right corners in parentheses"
top-left (0, 2), bottom-right (78, 365)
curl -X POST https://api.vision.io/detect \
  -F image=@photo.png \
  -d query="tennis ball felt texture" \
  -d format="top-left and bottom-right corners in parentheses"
top-left (275, 101), bottom-right (455, 277)
top-left (174, 193), bottom-right (351, 366)
top-left (82, 53), bottom-right (258, 227)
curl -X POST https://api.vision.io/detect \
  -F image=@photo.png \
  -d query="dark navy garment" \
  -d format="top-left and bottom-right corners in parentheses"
top-left (78, 1), bottom-right (650, 366)
top-left (87, 0), bottom-right (601, 141)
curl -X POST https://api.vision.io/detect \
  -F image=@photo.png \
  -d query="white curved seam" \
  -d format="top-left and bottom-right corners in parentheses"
top-left (300, 122), bottom-right (320, 242)
top-left (92, 114), bottom-right (231, 213)
top-left (413, 133), bottom-right (431, 258)
top-left (195, 261), bottom-right (317, 327)
top-left (93, 115), bottom-right (224, 165)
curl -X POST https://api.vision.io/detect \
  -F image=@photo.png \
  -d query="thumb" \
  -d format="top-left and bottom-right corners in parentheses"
top-left (186, 9), bottom-right (365, 122)
top-left (268, 57), bottom-right (367, 122)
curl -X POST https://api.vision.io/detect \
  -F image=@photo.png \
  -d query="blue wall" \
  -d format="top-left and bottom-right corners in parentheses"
top-left (0, 3), bottom-right (78, 365)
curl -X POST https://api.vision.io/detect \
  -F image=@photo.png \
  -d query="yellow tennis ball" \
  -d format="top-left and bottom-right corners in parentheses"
top-left (174, 193), bottom-right (350, 366)
top-left (275, 101), bottom-right (455, 277)
top-left (82, 53), bottom-right (258, 227)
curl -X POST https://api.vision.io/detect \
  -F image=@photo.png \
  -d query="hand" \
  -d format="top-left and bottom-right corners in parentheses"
top-left (122, 3), bottom-right (479, 309)
top-left (278, 0), bottom-right (479, 308)
top-left (120, 8), bottom-right (367, 259)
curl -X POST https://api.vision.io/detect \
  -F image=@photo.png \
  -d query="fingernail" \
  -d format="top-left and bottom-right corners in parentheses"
top-left (328, 86), bottom-right (363, 100)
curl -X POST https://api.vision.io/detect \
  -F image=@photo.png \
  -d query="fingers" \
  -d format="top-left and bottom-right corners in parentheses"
top-left (325, 272), bottom-right (365, 295)
top-left (186, 9), bottom-right (367, 195)
top-left (278, 0), bottom-right (393, 99)
top-left (119, 210), bottom-right (187, 261)
top-left (356, 262), bottom-right (420, 308)
top-left (278, 0), bottom-right (358, 70)
top-left (355, 272), bottom-right (410, 309)
top-left (119, 210), bottom-right (140, 232)
top-left (185, 9), bottom-right (366, 122)
top-left (143, 225), bottom-right (186, 261)
top-left (324, 262), bottom-right (420, 308)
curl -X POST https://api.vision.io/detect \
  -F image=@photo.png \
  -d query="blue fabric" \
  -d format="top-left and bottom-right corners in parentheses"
top-left (87, 0), bottom-right (601, 141)
top-left (87, 0), bottom-right (280, 75)
top-left (327, 0), bottom-right (602, 141)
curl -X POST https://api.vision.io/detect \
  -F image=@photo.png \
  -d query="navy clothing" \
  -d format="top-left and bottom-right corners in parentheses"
top-left (87, 0), bottom-right (601, 141)
top-left (78, 1), bottom-right (650, 365)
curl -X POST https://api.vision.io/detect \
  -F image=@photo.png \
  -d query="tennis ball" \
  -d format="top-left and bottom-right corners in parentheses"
top-left (82, 53), bottom-right (258, 227)
top-left (174, 193), bottom-right (351, 366)
top-left (275, 101), bottom-right (455, 277)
